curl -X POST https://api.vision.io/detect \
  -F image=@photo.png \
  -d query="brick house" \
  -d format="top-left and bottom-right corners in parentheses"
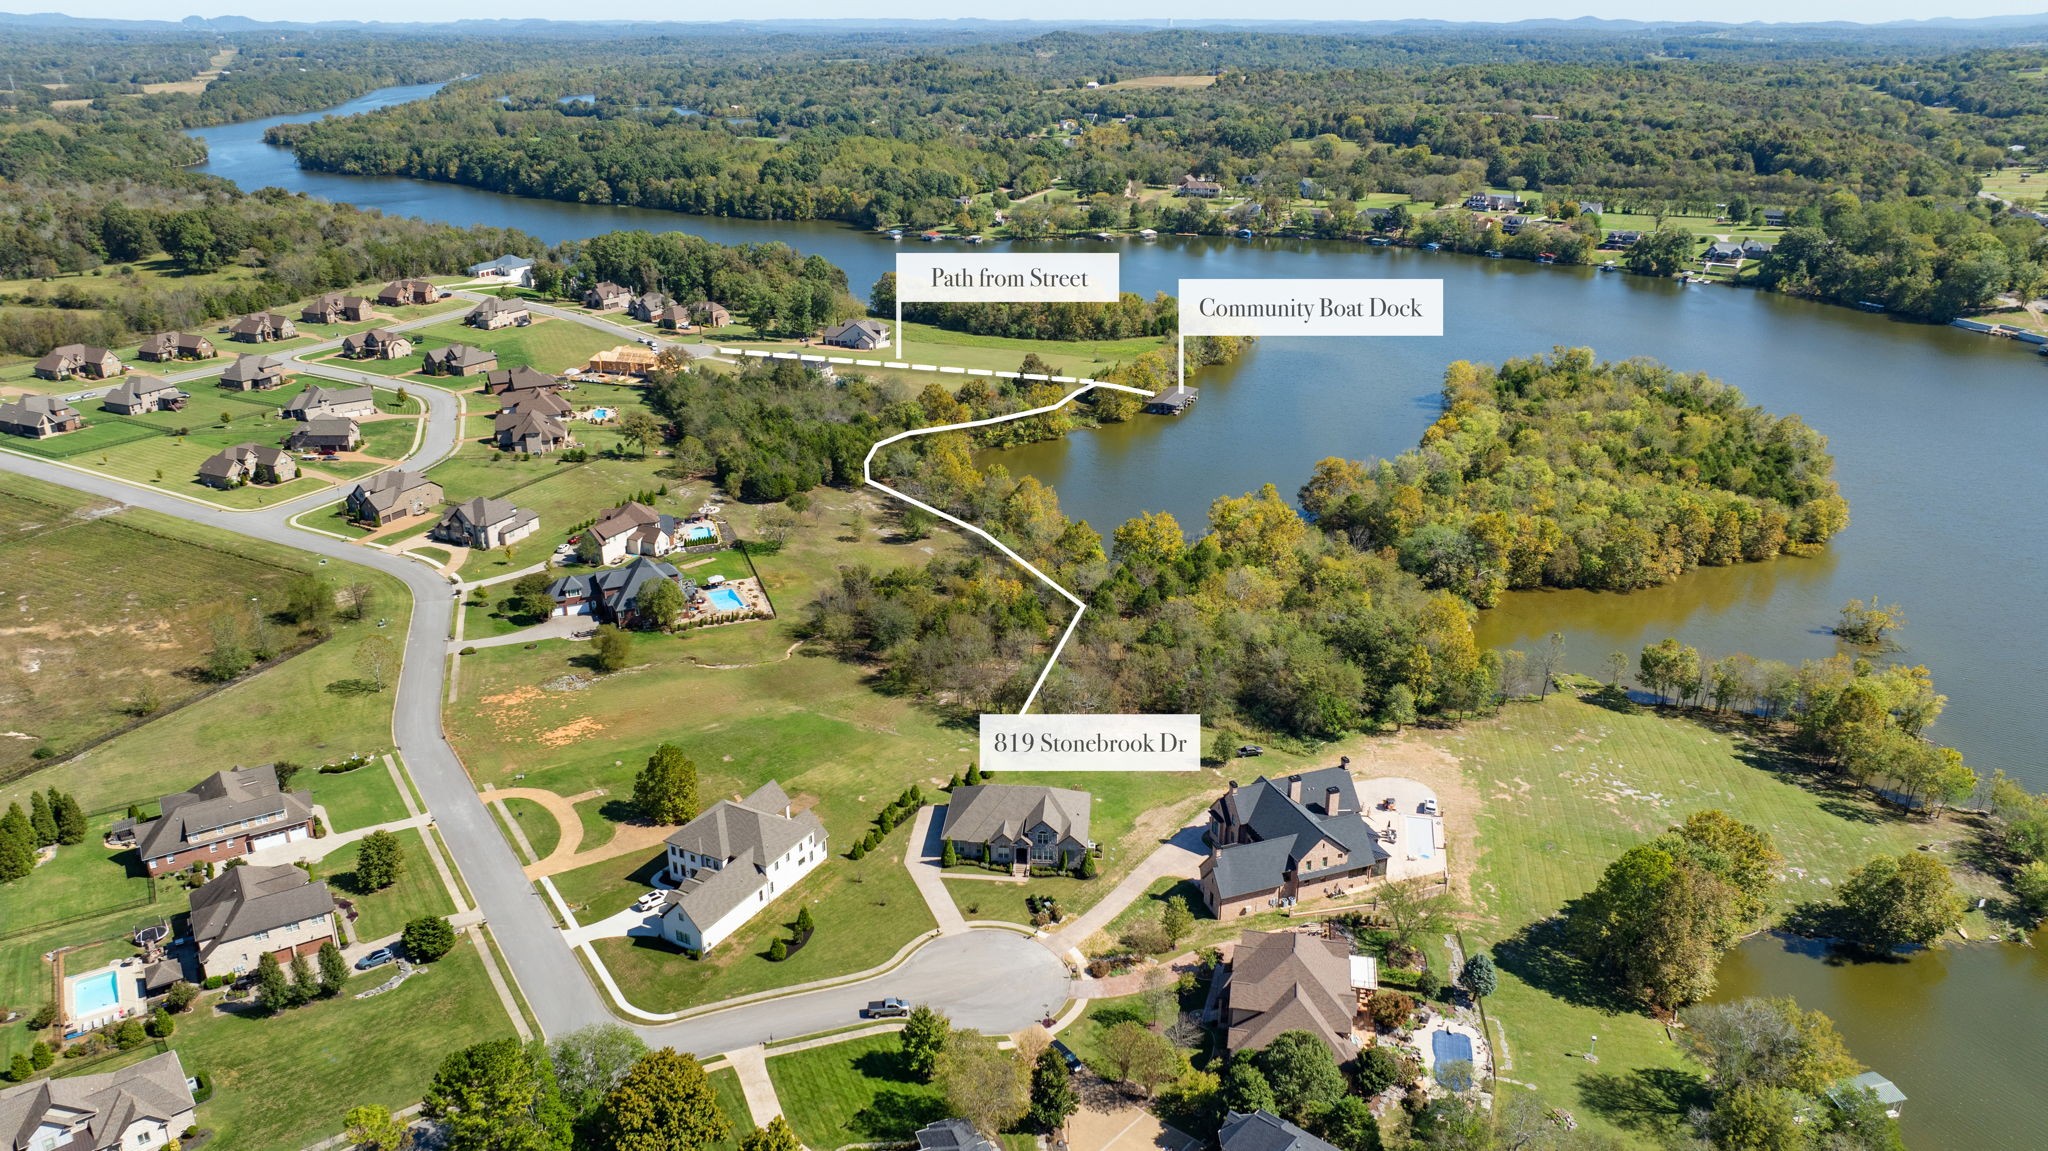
top-left (128, 765), bottom-right (315, 875)
top-left (137, 330), bottom-right (216, 362)
top-left (32, 344), bottom-right (123, 381)
top-left (188, 863), bottom-right (338, 979)
top-left (1199, 768), bottom-right (1389, 918)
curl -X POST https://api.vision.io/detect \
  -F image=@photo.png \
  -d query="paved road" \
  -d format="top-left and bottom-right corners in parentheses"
top-left (642, 931), bottom-right (1070, 1055)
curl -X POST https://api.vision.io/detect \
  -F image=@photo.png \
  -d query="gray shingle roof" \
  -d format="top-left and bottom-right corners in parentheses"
top-left (187, 864), bottom-right (335, 961)
top-left (939, 784), bottom-right (1090, 847)
top-left (663, 782), bottom-right (824, 929)
top-left (135, 766), bottom-right (309, 861)
top-left (1219, 1111), bottom-right (1342, 1151)
top-left (1207, 770), bottom-right (1386, 900)
top-left (915, 1119), bottom-right (999, 1151)
top-left (220, 353), bottom-right (286, 384)
top-left (0, 1051), bottom-right (194, 1151)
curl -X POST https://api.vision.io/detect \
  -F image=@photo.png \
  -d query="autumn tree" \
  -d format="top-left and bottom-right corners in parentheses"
top-left (934, 1033), bottom-right (1028, 1136)
top-left (342, 1104), bottom-right (412, 1151)
top-left (1836, 851), bottom-right (1965, 950)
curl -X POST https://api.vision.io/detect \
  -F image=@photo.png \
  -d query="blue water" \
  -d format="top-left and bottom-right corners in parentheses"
top-left (707, 587), bottom-right (745, 612)
top-left (1431, 1030), bottom-right (1475, 1089)
top-left (684, 524), bottom-right (717, 543)
top-left (71, 970), bottom-right (122, 1016)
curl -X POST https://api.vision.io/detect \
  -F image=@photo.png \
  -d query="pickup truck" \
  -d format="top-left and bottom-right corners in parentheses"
top-left (862, 997), bottom-right (910, 1019)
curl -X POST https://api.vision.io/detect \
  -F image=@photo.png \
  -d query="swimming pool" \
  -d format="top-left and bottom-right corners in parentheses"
top-left (588, 406), bottom-right (614, 420)
top-left (1405, 815), bottom-right (1436, 860)
top-left (707, 587), bottom-right (746, 612)
top-left (683, 523), bottom-right (717, 543)
top-left (1431, 1030), bottom-right (1475, 1090)
top-left (70, 969), bottom-right (123, 1017)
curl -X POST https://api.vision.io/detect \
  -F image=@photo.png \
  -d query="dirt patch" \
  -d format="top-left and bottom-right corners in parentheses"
top-left (537, 716), bottom-right (605, 748)
top-left (1320, 731), bottom-right (1480, 906)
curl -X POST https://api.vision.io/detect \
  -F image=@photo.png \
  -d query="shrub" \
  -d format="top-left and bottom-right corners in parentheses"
top-left (202, 975), bottom-right (229, 991)
top-left (1416, 968), bottom-right (1445, 1001)
top-left (113, 1019), bottom-right (148, 1049)
top-left (1367, 990), bottom-right (1416, 1033)
top-left (146, 1008), bottom-right (175, 1039)
top-left (26, 1002), bottom-right (56, 1030)
top-left (164, 982), bottom-right (199, 1013)
top-left (402, 915), bottom-right (457, 962)
top-left (29, 1043), bottom-right (53, 1071)
top-left (768, 938), bottom-right (788, 961)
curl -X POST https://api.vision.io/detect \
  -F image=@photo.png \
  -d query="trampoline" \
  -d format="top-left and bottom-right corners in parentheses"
top-left (1431, 1030), bottom-right (1475, 1090)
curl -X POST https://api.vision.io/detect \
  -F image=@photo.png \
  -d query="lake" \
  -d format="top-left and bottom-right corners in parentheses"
top-left (190, 86), bottom-right (2048, 1145)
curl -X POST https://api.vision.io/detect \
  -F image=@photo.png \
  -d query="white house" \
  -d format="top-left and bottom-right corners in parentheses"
top-left (467, 254), bottom-right (536, 287)
top-left (658, 781), bottom-right (827, 953)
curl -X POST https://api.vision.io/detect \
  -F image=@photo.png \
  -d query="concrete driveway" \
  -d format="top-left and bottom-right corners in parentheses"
top-left (1039, 821), bottom-right (1208, 958)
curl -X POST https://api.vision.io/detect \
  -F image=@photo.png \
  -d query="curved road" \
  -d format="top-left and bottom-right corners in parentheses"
top-left (0, 321), bottom-right (1073, 1053)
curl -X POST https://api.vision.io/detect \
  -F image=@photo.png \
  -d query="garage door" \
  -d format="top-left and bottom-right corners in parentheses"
top-left (286, 826), bottom-right (311, 844)
top-left (251, 831), bottom-right (290, 851)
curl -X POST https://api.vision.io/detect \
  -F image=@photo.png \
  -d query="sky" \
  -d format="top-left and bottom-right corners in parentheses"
top-left (9, 1), bottom-right (2048, 26)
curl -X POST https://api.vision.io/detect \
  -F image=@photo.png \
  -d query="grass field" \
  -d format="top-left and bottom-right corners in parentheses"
top-left (501, 796), bottom-right (563, 860)
top-left (81, 934), bottom-right (516, 1151)
top-left (1977, 165), bottom-right (2046, 206)
top-left (409, 315), bottom-right (621, 375)
top-left (1, 555), bottom-right (412, 816)
top-left (1441, 689), bottom-right (1999, 1145)
top-left (428, 454), bottom-right (672, 583)
top-left (583, 817), bottom-right (934, 1011)
top-left (0, 812), bottom-right (154, 939)
top-left (0, 475), bottom-right (322, 781)
top-left (708, 1067), bottom-right (754, 1148)
top-left (763, 1032), bottom-right (950, 1151)
top-left (712, 321), bottom-right (1166, 389)
top-left (313, 827), bottom-right (457, 942)
top-left (305, 762), bottom-right (409, 833)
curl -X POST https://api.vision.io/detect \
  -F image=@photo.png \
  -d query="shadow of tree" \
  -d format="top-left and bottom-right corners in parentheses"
top-left (325, 678), bottom-right (382, 697)
top-left (851, 1046), bottom-right (919, 1082)
top-left (1491, 913), bottom-right (1643, 1015)
top-left (851, 1089), bottom-right (950, 1140)
top-left (598, 798), bottom-right (639, 826)
top-left (1577, 1067), bottom-right (1709, 1137)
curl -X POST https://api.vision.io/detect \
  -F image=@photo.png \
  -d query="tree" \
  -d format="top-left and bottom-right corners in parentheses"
top-left (510, 573), bottom-right (559, 620)
top-left (901, 1005), bottom-right (951, 1081)
top-left (28, 792), bottom-right (57, 845)
top-left (617, 411), bottom-right (662, 459)
top-left (1365, 990), bottom-right (1414, 1033)
top-left (767, 938), bottom-right (787, 961)
top-left (551, 1024), bottom-right (649, 1118)
top-left (290, 949), bottom-right (318, 1005)
top-left (1310, 1096), bottom-right (1382, 1151)
top-left (1639, 637), bottom-right (1702, 706)
top-left (1078, 852), bottom-right (1098, 880)
top-left (1377, 879), bottom-right (1452, 961)
top-left (286, 574), bottom-right (336, 629)
top-left (355, 634), bottom-right (397, 691)
top-left (343, 1103), bottom-right (412, 1151)
top-left (1459, 952), bottom-right (1498, 999)
top-left (1703, 1083), bottom-right (1807, 1151)
top-left (1834, 598), bottom-right (1905, 647)
top-left (6, 1055), bottom-right (30, 1083)
top-left (205, 616), bottom-right (251, 682)
top-left (256, 951), bottom-right (292, 1012)
top-left (1027, 1046), bottom-right (1078, 1132)
top-left (633, 742), bottom-right (700, 825)
top-left (2013, 860), bottom-right (2048, 917)
top-left (941, 839), bottom-right (959, 867)
top-left (597, 1048), bottom-right (731, 1151)
top-left (1221, 1060), bottom-right (1277, 1114)
top-left (1258, 1030), bottom-right (1346, 1126)
top-left (145, 1006), bottom-right (175, 1038)
top-left (794, 906), bottom-right (815, 936)
top-left (1680, 997), bottom-right (1860, 1095)
top-left (355, 829), bottom-right (405, 891)
top-left (403, 915), bottom-right (458, 962)
top-left (164, 981), bottom-right (199, 1013)
top-left (592, 624), bottom-right (634, 672)
top-left (738, 1116), bottom-right (803, 1151)
top-left (1531, 631), bottom-right (1566, 700)
top-left (1624, 226), bottom-right (1698, 277)
top-left (1836, 851), bottom-right (1965, 950)
top-left (635, 579), bottom-right (684, 630)
top-left (1161, 895), bottom-right (1194, 949)
top-left (1354, 1046), bottom-right (1408, 1097)
top-left (934, 1033), bottom-right (1029, 1135)
top-left (1100, 1020), bottom-right (1180, 1096)
top-left (424, 1038), bottom-right (574, 1151)
top-left (318, 940), bottom-right (348, 997)
top-left (1410, 1094), bottom-right (1490, 1151)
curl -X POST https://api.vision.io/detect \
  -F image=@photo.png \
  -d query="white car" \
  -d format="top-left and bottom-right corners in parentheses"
top-left (633, 890), bottom-right (666, 912)
top-left (1419, 798), bottom-right (1440, 816)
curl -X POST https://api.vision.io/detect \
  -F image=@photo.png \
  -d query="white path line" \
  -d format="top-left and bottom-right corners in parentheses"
top-left (859, 377), bottom-right (1154, 714)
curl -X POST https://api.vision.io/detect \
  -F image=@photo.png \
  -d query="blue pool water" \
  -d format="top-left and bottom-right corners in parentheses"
top-left (1431, 1031), bottom-right (1475, 1089)
top-left (71, 970), bottom-right (122, 1016)
top-left (707, 587), bottom-right (746, 612)
top-left (684, 524), bottom-right (717, 542)
top-left (589, 406), bottom-right (614, 419)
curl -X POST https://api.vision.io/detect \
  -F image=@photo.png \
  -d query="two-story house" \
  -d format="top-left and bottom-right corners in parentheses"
top-left (1199, 767), bottom-right (1389, 917)
top-left (658, 781), bottom-right (827, 953)
top-left (937, 784), bottom-right (1092, 871)
top-left (0, 1051), bottom-right (197, 1151)
top-left (187, 863), bottom-right (338, 978)
top-left (126, 766), bottom-right (316, 875)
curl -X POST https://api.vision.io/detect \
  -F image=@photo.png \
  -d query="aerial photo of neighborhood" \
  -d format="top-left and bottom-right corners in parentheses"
top-left (2, 4), bottom-right (2046, 1151)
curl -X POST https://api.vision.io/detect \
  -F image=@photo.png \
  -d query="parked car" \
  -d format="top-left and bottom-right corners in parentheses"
top-left (354, 947), bottom-right (397, 971)
top-left (862, 997), bottom-right (911, 1019)
top-left (1050, 1039), bottom-right (1082, 1073)
top-left (634, 890), bottom-right (666, 912)
top-left (1236, 745), bottom-right (1264, 758)
top-left (1420, 798), bottom-right (1440, 815)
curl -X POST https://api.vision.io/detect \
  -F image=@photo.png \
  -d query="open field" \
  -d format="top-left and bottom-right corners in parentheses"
top-left (1103, 74), bottom-right (1219, 89)
top-left (78, 935), bottom-right (516, 1151)
top-left (314, 827), bottom-right (457, 942)
top-left (0, 475), bottom-right (324, 780)
top-left (764, 1032), bottom-right (950, 1151)
top-left (408, 315), bottom-right (621, 376)
top-left (1, 556), bottom-right (412, 816)
top-left (0, 811), bottom-right (155, 940)
top-left (1977, 165), bottom-right (2046, 205)
top-left (582, 817), bottom-right (933, 1010)
top-left (708, 321), bottom-right (1166, 389)
top-left (428, 454), bottom-right (673, 583)
top-left (1438, 689), bottom-right (2001, 1145)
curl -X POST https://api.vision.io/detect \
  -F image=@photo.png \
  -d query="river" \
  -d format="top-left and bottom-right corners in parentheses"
top-left (190, 86), bottom-right (2047, 1145)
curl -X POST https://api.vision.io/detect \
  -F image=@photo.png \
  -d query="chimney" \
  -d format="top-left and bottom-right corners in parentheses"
top-left (1326, 786), bottom-right (1342, 816)
top-left (1287, 775), bottom-right (1302, 803)
top-left (1227, 780), bottom-right (1238, 792)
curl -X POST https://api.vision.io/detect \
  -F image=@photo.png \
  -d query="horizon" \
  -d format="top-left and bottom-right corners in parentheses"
top-left (10, 3), bottom-right (2048, 28)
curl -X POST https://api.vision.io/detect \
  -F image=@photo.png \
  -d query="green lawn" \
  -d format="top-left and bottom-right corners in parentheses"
top-left (2, 558), bottom-right (412, 816)
top-left (0, 813), bottom-right (154, 940)
top-left (428, 455), bottom-right (671, 581)
top-left (410, 315), bottom-right (621, 375)
top-left (1443, 690), bottom-right (1999, 1146)
top-left (314, 827), bottom-right (457, 943)
top-left (763, 1033), bottom-right (951, 1151)
top-left (707, 1067), bottom-right (754, 1148)
top-left (584, 819), bottom-right (933, 1012)
top-left (0, 475), bottom-right (321, 783)
top-left (85, 933), bottom-right (516, 1151)
top-left (500, 796), bottom-right (562, 860)
top-left (0, 907), bottom-right (168, 1064)
top-left (305, 762), bottom-right (409, 833)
